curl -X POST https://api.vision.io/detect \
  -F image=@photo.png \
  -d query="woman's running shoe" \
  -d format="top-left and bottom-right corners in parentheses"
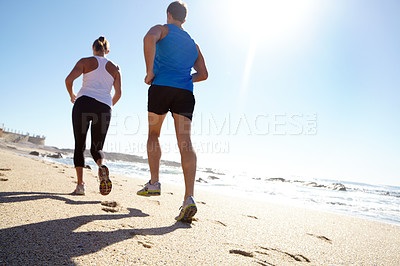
top-left (98, 165), bottom-right (112, 196)
top-left (72, 184), bottom-right (86, 195)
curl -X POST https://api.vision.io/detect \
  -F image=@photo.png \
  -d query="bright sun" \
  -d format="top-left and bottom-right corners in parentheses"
top-left (224, 0), bottom-right (321, 99)
top-left (227, 0), bottom-right (319, 45)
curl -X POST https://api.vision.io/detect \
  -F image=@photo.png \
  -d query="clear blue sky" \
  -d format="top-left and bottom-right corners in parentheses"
top-left (1, 0), bottom-right (399, 186)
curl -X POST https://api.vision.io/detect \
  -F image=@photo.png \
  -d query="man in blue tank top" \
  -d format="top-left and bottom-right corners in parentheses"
top-left (137, 1), bottom-right (208, 222)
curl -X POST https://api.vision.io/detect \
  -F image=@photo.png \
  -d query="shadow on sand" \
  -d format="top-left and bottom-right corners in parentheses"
top-left (0, 191), bottom-right (102, 205)
top-left (0, 192), bottom-right (192, 264)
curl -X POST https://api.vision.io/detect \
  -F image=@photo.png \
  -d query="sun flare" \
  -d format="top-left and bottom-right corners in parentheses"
top-left (227, 0), bottom-right (318, 44)
top-left (226, 0), bottom-right (320, 98)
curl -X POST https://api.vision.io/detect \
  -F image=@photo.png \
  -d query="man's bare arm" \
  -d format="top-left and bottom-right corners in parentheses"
top-left (143, 25), bottom-right (163, 85)
top-left (192, 45), bottom-right (208, 83)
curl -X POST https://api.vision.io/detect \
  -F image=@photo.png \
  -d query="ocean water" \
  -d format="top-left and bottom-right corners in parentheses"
top-left (42, 154), bottom-right (400, 226)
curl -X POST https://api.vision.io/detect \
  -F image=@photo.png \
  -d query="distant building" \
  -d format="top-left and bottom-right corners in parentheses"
top-left (0, 128), bottom-right (45, 145)
top-left (28, 135), bottom-right (46, 145)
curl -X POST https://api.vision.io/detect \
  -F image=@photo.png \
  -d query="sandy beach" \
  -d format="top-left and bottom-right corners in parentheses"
top-left (1, 143), bottom-right (400, 265)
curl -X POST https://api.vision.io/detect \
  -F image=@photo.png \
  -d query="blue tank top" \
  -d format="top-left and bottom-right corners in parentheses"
top-left (152, 24), bottom-right (198, 92)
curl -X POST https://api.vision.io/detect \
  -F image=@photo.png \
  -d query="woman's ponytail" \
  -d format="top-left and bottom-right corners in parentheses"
top-left (93, 36), bottom-right (109, 53)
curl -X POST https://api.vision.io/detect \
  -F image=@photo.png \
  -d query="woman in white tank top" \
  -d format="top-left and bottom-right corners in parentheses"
top-left (65, 36), bottom-right (121, 196)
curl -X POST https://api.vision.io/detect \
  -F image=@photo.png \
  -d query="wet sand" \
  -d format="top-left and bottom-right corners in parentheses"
top-left (1, 144), bottom-right (400, 265)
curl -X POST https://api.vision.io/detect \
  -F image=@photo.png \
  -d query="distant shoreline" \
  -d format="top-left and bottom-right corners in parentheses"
top-left (0, 138), bottom-right (181, 168)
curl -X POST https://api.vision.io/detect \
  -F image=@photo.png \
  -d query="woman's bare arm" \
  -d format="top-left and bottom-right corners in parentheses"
top-left (65, 59), bottom-right (84, 103)
top-left (112, 66), bottom-right (122, 106)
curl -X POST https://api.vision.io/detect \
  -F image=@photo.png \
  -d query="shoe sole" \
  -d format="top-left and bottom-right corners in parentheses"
top-left (176, 204), bottom-right (197, 222)
top-left (137, 191), bottom-right (161, 196)
top-left (99, 166), bottom-right (112, 196)
top-left (71, 191), bottom-right (85, 196)
top-left (100, 179), bottom-right (112, 195)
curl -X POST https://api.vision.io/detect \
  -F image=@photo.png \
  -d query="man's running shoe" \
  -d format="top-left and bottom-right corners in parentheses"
top-left (72, 184), bottom-right (86, 195)
top-left (175, 196), bottom-right (197, 222)
top-left (137, 180), bottom-right (161, 196)
top-left (98, 165), bottom-right (112, 196)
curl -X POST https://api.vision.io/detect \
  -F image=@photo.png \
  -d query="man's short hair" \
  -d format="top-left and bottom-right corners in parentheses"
top-left (167, 1), bottom-right (187, 23)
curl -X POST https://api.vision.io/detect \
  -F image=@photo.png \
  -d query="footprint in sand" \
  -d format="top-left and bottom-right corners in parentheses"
top-left (102, 207), bottom-right (119, 213)
top-left (229, 249), bottom-right (254, 257)
top-left (228, 245), bottom-right (311, 264)
top-left (245, 215), bottom-right (258, 219)
top-left (307, 233), bottom-right (332, 244)
top-left (101, 201), bottom-right (119, 207)
top-left (137, 240), bottom-right (153, 248)
top-left (101, 201), bottom-right (121, 212)
top-left (214, 220), bottom-right (227, 227)
top-left (136, 235), bottom-right (154, 248)
top-left (258, 247), bottom-right (311, 263)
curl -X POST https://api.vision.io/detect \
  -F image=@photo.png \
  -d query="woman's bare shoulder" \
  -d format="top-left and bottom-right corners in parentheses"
top-left (105, 60), bottom-right (120, 78)
top-left (78, 57), bottom-right (98, 73)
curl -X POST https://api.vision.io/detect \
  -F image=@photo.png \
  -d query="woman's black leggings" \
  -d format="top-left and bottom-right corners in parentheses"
top-left (72, 96), bottom-right (111, 167)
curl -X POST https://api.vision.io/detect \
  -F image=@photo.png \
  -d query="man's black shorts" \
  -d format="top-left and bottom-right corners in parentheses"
top-left (148, 84), bottom-right (195, 120)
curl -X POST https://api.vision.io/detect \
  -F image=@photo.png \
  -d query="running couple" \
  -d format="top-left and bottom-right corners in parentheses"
top-left (65, 1), bottom-right (208, 222)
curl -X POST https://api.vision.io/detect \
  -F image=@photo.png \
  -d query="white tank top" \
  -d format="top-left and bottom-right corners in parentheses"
top-left (77, 56), bottom-right (114, 107)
